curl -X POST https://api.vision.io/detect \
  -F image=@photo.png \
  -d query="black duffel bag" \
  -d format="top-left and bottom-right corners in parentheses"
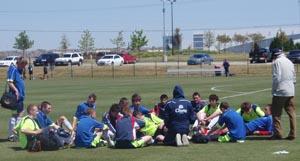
top-left (0, 83), bottom-right (17, 110)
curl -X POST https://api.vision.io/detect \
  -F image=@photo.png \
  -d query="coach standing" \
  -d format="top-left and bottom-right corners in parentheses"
top-left (7, 56), bottom-right (28, 141)
top-left (271, 49), bottom-right (296, 140)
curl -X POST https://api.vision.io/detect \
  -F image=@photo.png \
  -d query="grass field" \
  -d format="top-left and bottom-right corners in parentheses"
top-left (0, 76), bottom-right (299, 161)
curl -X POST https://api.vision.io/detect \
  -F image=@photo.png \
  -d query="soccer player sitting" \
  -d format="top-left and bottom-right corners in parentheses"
top-left (129, 93), bottom-right (150, 115)
top-left (102, 104), bottom-right (123, 147)
top-left (152, 94), bottom-right (169, 120)
top-left (195, 94), bottom-right (221, 135)
top-left (236, 101), bottom-right (265, 123)
top-left (214, 102), bottom-right (246, 143)
top-left (191, 92), bottom-right (207, 113)
top-left (114, 105), bottom-right (152, 149)
top-left (74, 108), bottom-right (107, 148)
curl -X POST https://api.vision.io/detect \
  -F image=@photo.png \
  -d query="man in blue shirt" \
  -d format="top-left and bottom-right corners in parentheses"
top-left (7, 57), bottom-right (28, 141)
top-left (72, 93), bottom-right (97, 130)
top-left (75, 108), bottom-right (106, 148)
top-left (36, 101), bottom-right (73, 131)
top-left (163, 85), bottom-right (195, 146)
top-left (129, 93), bottom-right (150, 115)
top-left (217, 102), bottom-right (246, 143)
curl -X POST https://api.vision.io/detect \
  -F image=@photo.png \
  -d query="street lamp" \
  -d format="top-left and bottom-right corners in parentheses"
top-left (168, 0), bottom-right (176, 56)
top-left (162, 0), bottom-right (167, 62)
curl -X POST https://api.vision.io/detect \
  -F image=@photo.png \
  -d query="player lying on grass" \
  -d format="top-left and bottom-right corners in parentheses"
top-left (244, 104), bottom-right (273, 136)
top-left (133, 111), bottom-right (165, 143)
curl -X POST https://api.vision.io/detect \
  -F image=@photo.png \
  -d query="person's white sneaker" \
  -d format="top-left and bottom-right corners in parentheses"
top-left (107, 135), bottom-right (115, 147)
top-left (182, 134), bottom-right (189, 146)
top-left (176, 133), bottom-right (183, 146)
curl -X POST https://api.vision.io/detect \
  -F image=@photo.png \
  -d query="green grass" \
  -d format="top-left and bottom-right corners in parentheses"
top-left (0, 76), bottom-right (299, 161)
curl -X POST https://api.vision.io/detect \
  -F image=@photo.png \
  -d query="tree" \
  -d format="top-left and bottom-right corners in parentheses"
top-left (60, 34), bottom-right (70, 53)
top-left (130, 30), bottom-right (148, 51)
top-left (233, 34), bottom-right (249, 45)
top-left (233, 34), bottom-right (249, 53)
top-left (248, 33), bottom-right (265, 44)
top-left (13, 31), bottom-right (34, 57)
top-left (204, 31), bottom-right (215, 51)
top-left (78, 30), bottom-right (95, 56)
top-left (111, 31), bottom-right (126, 52)
top-left (269, 30), bottom-right (294, 51)
top-left (173, 28), bottom-right (182, 51)
top-left (216, 34), bottom-right (231, 52)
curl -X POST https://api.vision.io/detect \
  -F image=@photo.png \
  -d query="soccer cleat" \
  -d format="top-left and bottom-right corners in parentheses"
top-left (176, 133), bottom-right (183, 146)
top-left (182, 134), bottom-right (189, 146)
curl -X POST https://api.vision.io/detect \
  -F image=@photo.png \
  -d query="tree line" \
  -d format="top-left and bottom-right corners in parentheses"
top-left (12, 29), bottom-right (299, 58)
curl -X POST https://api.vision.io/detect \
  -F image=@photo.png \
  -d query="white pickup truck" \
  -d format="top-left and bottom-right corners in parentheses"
top-left (0, 56), bottom-right (19, 67)
top-left (55, 52), bottom-right (84, 66)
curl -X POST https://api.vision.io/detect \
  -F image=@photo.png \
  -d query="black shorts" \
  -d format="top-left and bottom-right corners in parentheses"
top-left (115, 140), bottom-right (134, 149)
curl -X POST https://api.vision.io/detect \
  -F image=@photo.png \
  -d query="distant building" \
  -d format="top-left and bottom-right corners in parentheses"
top-left (193, 34), bottom-right (204, 50)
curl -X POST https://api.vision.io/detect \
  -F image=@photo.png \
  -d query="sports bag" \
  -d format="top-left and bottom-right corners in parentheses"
top-left (0, 82), bottom-right (17, 110)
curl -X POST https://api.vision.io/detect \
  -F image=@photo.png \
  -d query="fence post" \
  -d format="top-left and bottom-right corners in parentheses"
top-left (155, 61), bottom-right (158, 78)
top-left (70, 64), bottom-right (73, 79)
top-left (112, 64), bottom-right (115, 79)
top-left (133, 63), bottom-right (136, 78)
top-left (177, 54), bottom-right (180, 78)
top-left (90, 55), bottom-right (94, 78)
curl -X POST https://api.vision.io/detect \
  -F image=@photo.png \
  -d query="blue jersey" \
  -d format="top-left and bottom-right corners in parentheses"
top-left (218, 108), bottom-right (246, 141)
top-left (129, 105), bottom-right (150, 115)
top-left (245, 115), bottom-right (273, 133)
top-left (74, 102), bottom-right (96, 120)
top-left (164, 85), bottom-right (195, 134)
top-left (115, 115), bottom-right (135, 142)
top-left (191, 100), bottom-right (206, 113)
top-left (36, 111), bottom-right (53, 128)
top-left (7, 65), bottom-right (25, 102)
top-left (74, 115), bottom-right (104, 148)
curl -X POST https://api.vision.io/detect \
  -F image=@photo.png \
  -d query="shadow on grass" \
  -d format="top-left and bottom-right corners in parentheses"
top-left (246, 136), bottom-right (270, 140)
top-left (0, 138), bottom-right (8, 143)
top-left (10, 146), bottom-right (24, 151)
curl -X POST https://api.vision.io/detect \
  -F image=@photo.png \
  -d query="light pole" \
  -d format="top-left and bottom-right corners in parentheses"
top-left (162, 0), bottom-right (167, 62)
top-left (298, 0), bottom-right (300, 24)
top-left (168, 0), bottom-right (176, 56)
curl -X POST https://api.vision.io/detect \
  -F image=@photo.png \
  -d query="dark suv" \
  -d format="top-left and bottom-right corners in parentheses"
top-left (249, 48), bottom-right (272, 63)
top-left (33, 52), bottom-right (59, 66)
top-left (287, 50), bottom-right (300, 64)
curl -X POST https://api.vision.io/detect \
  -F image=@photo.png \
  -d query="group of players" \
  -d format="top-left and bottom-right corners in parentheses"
top-left (12, 85), bottom-right (274, 150)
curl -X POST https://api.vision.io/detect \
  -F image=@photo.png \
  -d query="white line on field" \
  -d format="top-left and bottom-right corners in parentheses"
top-left (211, 86), bottom-right (271, 99)
top-left (211, 86), bottom-right (245, 94)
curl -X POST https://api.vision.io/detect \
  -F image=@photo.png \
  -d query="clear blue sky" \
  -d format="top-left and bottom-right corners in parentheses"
top-left (0, 0), bottom-right (299, 51)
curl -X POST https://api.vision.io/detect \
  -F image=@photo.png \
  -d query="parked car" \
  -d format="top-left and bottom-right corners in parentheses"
top-left (33, 52), bottom-right (59, 66)
top-left (119, 52), bottom-right (137, 64)
top-left (187, 53), bottom-right (213, 65)
top-left (55, 52), bottom-right (84, 66)
top-left (96, 54), bottom-right (124, 66)
top-left (287, 50), bottom-right (300, 64)
top-left (0, 56), bottom-right (19, 67)
top-left (249, 48), bottom-right (272, 63)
